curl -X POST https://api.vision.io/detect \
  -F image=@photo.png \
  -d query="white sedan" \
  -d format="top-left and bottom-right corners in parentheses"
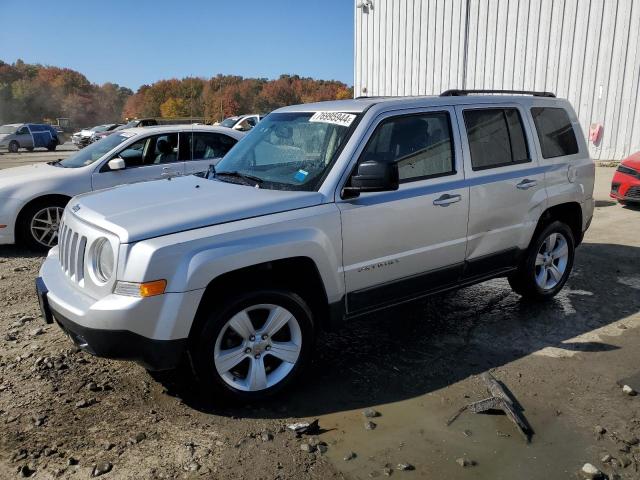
top-left (0, 125), bottom-right (244, 249)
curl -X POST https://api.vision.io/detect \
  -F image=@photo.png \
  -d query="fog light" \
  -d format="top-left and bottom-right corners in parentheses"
top-left (114, 279), bottom-right (166, 297)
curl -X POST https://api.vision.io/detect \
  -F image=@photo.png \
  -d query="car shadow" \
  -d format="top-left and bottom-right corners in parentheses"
top-left (155, 241), bottom-right (640, 419)
top-left (0, 244), bottom-right (44, 260)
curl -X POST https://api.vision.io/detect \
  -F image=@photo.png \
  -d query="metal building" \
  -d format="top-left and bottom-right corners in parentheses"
top-left (354, 0), bottom-right (640, 160)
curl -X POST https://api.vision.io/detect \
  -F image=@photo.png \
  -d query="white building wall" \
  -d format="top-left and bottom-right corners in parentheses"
top-left (355, 0), bottom-right (640, 160)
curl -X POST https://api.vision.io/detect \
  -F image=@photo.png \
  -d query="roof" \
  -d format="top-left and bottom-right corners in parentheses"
top-left (275, 94), bottom-right (569, 114)
top-left (116, 124), bottom-right (244, 138)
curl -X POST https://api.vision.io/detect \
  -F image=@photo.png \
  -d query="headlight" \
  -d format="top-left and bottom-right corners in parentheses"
top-left (92, 237), bottom-right (114, 283)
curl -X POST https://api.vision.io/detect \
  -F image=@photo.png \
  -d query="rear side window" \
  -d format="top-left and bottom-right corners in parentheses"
top-left (181, 132), bottom-right (237, 161)
top-left (530, 107), bottom-right (579, 158)
top-left (361, 112), bottom-right (456, 182)
top-left (463, 108), bottom-right (530, 170)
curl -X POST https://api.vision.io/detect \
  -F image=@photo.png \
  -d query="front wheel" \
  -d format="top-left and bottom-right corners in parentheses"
top-left (508, 221), bottom-right (575, 300)
top-left (191, 289), bottom-right (315, 401)
top-left (18, 201), bottom-right (66, 250)
top-left (8, 141), bottom-right (19, 153)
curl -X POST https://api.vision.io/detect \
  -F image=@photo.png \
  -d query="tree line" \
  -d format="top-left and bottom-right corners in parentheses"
top-left (122, 74), bottom-right (353, 121)
top-left (0, 59), bottom-right (132, 127)
top-left (0, 59), bottom-right (354, 128)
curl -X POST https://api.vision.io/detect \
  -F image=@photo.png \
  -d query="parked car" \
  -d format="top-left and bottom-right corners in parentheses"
top-left (219, 114), bottom-right (264, 131)
top-left (610, 151), bottom-right (640, 204)
top-left (0, 125), bottom-right (244, 249)
top-left (92, 124), bottom-right (123, 142)
top-left (0, 123), bottom-right (60, 152)
top-left (71, 124), bottom-right (120, 149)
top-left (120, 118), bottom-right (158, 129)
top-left (37, 91), bottom-right (594, 401)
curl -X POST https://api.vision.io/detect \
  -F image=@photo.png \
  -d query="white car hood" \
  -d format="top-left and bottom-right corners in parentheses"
top-left (71, 175), bottom-right (325, 243)
top-left (0, 133), bottom-right (11, 144)
top-left (0, 163), bottom-right (71, 195)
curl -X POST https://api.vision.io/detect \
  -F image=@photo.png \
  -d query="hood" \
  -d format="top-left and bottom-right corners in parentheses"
top-left (0, 163), bottom-right (70, 193)
top-left (71, 175), bottom-right (325, 243)
top-left (622, 151), bottom-right (640, 171)
top-left (0, 133), bottom-right (10, 144)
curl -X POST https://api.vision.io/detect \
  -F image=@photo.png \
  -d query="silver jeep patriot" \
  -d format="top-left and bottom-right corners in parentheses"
top-left (37, 90), bottom-right (595, 401)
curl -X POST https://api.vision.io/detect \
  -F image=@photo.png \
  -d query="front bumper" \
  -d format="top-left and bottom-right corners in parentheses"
top-left (610, 172), bottom-right (640, 203)
top-left (38, 251), bottom-right (204, 370)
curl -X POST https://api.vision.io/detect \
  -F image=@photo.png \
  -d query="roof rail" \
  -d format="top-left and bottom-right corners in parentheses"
top-left (440, 89), bottom-right (556, 98)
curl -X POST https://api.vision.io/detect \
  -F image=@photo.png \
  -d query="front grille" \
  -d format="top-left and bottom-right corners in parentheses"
top-left (58, 220), bottom-right (87, 283)
top-left (626, 186), bottom-right (640, 200)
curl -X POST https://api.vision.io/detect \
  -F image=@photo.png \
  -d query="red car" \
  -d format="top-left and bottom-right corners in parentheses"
top-left (611, 151), bottom-right (640, 204)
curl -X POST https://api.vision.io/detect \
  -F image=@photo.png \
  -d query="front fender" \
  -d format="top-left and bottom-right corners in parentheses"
top-left (118, 205), bottom-right (345, 304)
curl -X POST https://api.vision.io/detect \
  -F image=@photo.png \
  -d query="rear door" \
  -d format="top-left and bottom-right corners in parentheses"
top-left (338, 107), bottom-right (470, 313)
top-left (92, 132), bottom-right (184, 190)
top-left (456, 104), bottom-right (547, 276)
top-left (181, 131), bottom-right (238, 176)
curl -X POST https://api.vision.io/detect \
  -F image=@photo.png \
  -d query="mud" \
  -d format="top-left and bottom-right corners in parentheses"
top-left (1, 165), bottom-right (639, 479)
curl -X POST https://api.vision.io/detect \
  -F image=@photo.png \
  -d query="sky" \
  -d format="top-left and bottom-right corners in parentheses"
top-left (0, 0), bottom-right (354, 91)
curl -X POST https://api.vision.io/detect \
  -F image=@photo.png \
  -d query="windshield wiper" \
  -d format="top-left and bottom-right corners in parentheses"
top-left (215, 170), bottom-right (263, 186)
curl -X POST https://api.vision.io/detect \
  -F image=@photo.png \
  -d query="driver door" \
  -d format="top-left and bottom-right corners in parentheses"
top-left (91, 132), bottom-right (184, 191)
top-left (338, 107), bottom-right (470, 314)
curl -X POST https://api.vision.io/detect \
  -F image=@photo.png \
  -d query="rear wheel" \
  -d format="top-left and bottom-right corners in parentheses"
top-left (191, 289), bottom-right (314, 401)
top-left (8, 141), bottom-right (19, 153)
top-left (18, 200), bottom-right (67, 250)
top-left (47, 142), bottom-right (57, 151)
top-left (508, 221), bottom-right (575, 300)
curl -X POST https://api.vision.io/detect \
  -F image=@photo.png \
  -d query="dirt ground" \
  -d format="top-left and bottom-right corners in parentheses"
top-left (0, 161), bottom-right (639, 479)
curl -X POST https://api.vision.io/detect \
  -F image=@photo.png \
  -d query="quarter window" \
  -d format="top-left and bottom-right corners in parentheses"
top-left (463, 108), bottom-right (530, 170)
top-left (530, 107), bottom-right (579, 158)
top-left (361, 112), bottom-right (456, 182)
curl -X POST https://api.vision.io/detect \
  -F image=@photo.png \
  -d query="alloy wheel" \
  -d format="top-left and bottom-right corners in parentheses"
top-left (213, 303), bottom-right (302, 392)
top-left (535, 232), bottom-right (569, 290)
top-left (30, 206), bottom-right (64, 247)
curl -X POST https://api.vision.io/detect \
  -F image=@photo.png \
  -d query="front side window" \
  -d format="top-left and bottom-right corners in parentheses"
top-left (112, 133), bottom-right (179, 168)
top-left (17, 126), bottom-right (29, 135)
top-left (361, 112), bottom-right (455, 182)
top-left (58, 133), bottom-right (132, 168)
top-left (530, 107), bottom-right (579, 158)
top-left (464, 108), bottom-right (530, 170)
top-left (214, 111), bottom-right (357, 191)
top-left (181, 132), bottom-right (237, 161)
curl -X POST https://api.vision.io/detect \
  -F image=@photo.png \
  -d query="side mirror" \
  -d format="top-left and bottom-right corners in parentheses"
top-left (342, 160), bottom-right (399, 198)
top-left (108, 158), bottom-right (126, 171)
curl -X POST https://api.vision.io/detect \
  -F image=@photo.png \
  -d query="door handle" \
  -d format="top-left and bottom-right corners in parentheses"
top-left (433, 193), bottom-right (462, 206)
top-left (516, 179), bottom-right (537, 190)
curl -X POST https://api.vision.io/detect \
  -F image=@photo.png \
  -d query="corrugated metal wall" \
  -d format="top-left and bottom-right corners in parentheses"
top-left (355, 0), bottom-right (640, 160)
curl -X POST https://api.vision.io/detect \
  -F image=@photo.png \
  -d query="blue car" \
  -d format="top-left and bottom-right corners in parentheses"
top-left (0, 123), bottom-right (61, 153)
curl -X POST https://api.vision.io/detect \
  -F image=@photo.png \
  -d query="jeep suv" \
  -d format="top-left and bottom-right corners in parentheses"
top-left (37, 91), bottom-right (595, 401)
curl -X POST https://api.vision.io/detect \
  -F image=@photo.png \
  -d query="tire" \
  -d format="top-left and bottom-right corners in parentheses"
top-left (8, 141), bottom-right (19, 153)
top-left (508, 221), bottom-right (575, 300)
top-left (47, 143), bottom-right (57, 151)
top-left (190, 289), bottom-right (315, 401)
top-left (18, 199), bottom-right (67, 251)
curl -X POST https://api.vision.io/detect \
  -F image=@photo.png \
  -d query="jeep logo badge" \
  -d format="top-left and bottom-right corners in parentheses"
top-left (71, 204), bottom-right (81, 213)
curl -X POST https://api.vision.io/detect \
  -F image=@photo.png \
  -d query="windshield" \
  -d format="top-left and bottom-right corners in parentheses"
top-left (0, 125), bottom-right (17, 134)
top-left (214, 111), bottom-right (357, 191)
top-left (220, 117), bottom-right (239, 128)
top-left (59, 133), bottom-right (133, 168)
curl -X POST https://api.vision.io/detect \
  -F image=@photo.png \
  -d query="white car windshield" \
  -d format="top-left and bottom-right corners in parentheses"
top-left (220, 117), bottom-right (239, 128)
top-left (214, 112), bottom-right (357, 191)
top-left (57, 133), bottom-right (132, 168)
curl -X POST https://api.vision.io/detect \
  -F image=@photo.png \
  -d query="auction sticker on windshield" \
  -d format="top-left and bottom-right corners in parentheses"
top-left (309, 111), bottom-right (356, 127)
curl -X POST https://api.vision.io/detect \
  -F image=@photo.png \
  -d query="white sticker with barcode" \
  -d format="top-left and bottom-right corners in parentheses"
top-left (309, 111), bottom-right (356, 127)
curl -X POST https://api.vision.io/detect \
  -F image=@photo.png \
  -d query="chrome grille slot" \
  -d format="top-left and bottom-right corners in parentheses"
top-left (57, 220), bottom-right (87, 284)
